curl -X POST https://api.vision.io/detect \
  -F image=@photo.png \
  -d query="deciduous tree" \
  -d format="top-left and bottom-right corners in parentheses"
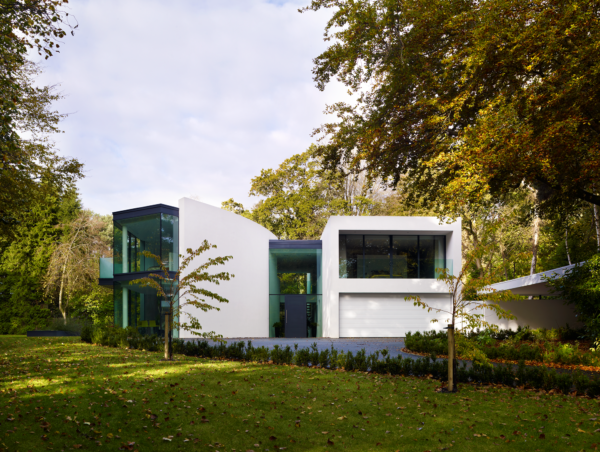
top-left (44, 210), bottom-right (111, 323)
top-left (302, 0), bottom-right (600, 216)
top-left (1, 1), bottom-right (82, 238)
top-left (130, 241), bottom-right (234, 360)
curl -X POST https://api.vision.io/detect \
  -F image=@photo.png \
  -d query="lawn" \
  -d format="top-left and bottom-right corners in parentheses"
top-left (0, 337), bottom-right (599, 451)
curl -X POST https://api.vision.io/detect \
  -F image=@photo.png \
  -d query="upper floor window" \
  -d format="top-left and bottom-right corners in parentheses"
top-left (113, 213), bottom-right (179, 274)
top-left (339, 234), bottom-right (446, 279)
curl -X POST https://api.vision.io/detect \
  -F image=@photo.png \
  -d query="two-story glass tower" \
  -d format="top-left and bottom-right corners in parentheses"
top-left (99, 204), bottom-right (179, 337)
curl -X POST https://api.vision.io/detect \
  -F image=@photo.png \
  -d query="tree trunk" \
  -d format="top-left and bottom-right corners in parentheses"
top-left (58, 263), bottom-right (67, 325)
top-left (530, 216), bottom-right (541, 275)
top-left (501, 249), bottom-right (509, 280)
top-left (565, 228), bottom-right (572, 266)
top-left (594, 204), bottom-right (600, 253)
top-left (164, 313), bottom-right (171, 360)
top-left (447, 324), bottom-right (456, 392)
top-left (465, 218), bottom-right (483, 275)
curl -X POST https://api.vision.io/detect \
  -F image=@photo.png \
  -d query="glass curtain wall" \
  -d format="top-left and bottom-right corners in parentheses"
top-left (339, 234), bottom-right (446, 278)
top-left (269, 248), bottom-right (322, 338)
top-left (113, 211), bottom-right (179, 337)
top-left (114, 281), bottom-right (179, 338)
top-left (113, 214), bottom-right (179, 274)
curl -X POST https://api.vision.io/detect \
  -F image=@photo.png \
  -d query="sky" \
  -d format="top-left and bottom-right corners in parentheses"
top-left (37, 0), bottom-right (346, 215)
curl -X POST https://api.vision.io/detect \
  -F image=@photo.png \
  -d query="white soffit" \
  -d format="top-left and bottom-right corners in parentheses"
top-left (482, 263), bottom-right (583, 296)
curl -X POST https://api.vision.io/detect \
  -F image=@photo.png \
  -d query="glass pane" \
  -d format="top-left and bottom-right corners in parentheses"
top-left (114, 214), bottom-right (161, 273)
top-left (99, 258), bottom-right (113, 278)
top-left (269, 249), bottom-right (321, 294)
top-left (316, 249), bottom-right (322, 294)
top-left (434, 235), bottom-right (446, 278)
top-left (269, 295), bottom-right (281, 337)
top-left (392, 236), bottom-right (418, 278)
top-left (113, 223), bottom-right (123, 274)
top-left (114, 283), bottom-right (123, 327)
top-left (364, 235), bottom-right (390, 278)
top-left (339, 234), bottom-right (363, 278)
top-left (161, 214), bottom-right (179, 271)
top-left (316, 295), bottom-right (322, 338)
top-left (307, 295), bottom-right (318, 338)
top-left (419, 235), bottom-right (436, 278)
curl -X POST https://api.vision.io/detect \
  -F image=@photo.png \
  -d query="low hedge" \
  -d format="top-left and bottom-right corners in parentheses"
top-left (172, 338), bottom-right (600, 397)
top-left (80, 325), bottom-right (600, 397)
top-left (81, 324), bottom-right (163, 351)
top-left (405, 328), bottom-right (595, 365)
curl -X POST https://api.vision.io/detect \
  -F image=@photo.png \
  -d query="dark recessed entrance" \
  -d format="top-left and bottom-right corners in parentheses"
top-left (285, 295), bottom-right (307, 338)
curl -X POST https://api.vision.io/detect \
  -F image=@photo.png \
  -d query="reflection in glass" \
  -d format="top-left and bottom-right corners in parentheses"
top-left (339, 235), bottom-right (363, 278)
top-left (339, 234), bottom-right (446, 279)
top-left (161, 214), bottom-right (179, 271)
top-left (113, 281), bottom-right (177, 337)
top-left (113, 213), bottom-right (179, 274)
top-left (392, 236), bottom-right (418, 278)
top-left (364, 235), bottom-right (390, 278)
top-left (113, 214), bottom-right (161, 274)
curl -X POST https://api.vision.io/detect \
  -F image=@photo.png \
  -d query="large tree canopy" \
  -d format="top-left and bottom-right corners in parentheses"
top-left (223, 147), bottom-right (381, 239)
top-left (303, 0), bottom-right (600, 215)
top-left (0, 0), bottom-right (81, 238)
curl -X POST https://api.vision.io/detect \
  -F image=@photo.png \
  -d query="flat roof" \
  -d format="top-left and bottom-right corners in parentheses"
top-left (113, 204), bottom-right (179, 221)
top-left (482, 263), bottom-right (582, 296)
top-left (269, 240), bottom-right (322, 249)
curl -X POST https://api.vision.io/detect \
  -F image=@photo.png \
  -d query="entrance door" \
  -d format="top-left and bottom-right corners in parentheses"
top-left (285, 295), bottom-right (307, 338)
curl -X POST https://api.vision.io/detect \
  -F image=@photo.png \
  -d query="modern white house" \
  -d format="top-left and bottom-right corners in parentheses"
top-left (99, 198), bottom-right (462, 338)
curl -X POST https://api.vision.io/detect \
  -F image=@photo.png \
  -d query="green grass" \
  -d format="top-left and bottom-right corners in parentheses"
top-left (1, 337), bottom-right (599, 451)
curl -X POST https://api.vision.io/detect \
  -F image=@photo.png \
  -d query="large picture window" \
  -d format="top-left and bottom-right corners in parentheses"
top-left (339, 234), bottom-right (446, 279)
top-left (113, 213), bottom-right (179, 274)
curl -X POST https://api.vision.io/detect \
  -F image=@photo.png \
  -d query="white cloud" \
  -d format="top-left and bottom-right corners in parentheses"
top-left (36, 0), bottom-right (348, 215)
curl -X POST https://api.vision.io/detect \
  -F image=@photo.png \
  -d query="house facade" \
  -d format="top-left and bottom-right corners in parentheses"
top-left (99, 198), bottom-right (461, 338)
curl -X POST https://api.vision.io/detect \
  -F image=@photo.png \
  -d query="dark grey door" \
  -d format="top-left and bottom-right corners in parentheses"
top-left (285, 295), bottom-right (307, 338)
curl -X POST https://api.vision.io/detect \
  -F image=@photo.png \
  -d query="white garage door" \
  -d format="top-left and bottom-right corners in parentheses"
top-left (339, 293), bottom-right (452, 338)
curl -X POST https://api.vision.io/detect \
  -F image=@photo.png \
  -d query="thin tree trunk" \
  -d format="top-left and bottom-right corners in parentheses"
top-left (530, 216), bottom-right (541, 275)
top-left (58, 263), bottom-right (67, 325)
top-left (501, 249), bottom-right (509, 280)
top-left (164, 313), bottom-right (170, 360)
top-left (565, 228), bottom-right (572, 266)
top-left (465, 218), bottom-right (483, 275)
top-left (594, 204), bottom-right (600, 253)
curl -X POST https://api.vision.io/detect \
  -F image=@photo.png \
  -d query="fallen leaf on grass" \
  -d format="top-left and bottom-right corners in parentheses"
top-left (327, 439), bottom-right (334, 445)
top-left (269, 436), bottom-right (277, 440)
top-left (539, 434), bottom-right (546, 439)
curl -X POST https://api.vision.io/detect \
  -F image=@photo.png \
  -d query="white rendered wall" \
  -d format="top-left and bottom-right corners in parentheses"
top-left (178, 198), bottom-right (276, 338)
top-left (321, 216), bottom-right (462, 338)
top-left (484, 300), bottom-right (584, 331)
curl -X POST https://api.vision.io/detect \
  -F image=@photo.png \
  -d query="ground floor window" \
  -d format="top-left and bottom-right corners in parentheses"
top-left (113, 281), bottom-right (178, 337)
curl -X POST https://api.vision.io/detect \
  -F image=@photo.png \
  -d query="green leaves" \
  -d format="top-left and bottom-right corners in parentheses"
top-left (304, 0), bottom-right (600, 215)
top-left (224, 146), bottom-right (375, 240)
top-left (129, 242), bottom-right (234, 354)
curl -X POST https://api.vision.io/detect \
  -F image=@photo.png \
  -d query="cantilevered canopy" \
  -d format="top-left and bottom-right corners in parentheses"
top-left (482, 263), bottom-right (582, 297)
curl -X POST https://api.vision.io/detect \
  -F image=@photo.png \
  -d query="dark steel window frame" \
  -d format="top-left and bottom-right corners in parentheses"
top-left (340, 234), bottom-right (446, 279)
